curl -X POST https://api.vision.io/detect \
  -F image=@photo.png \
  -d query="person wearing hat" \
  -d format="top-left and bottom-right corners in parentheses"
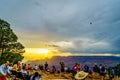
top-left (75, 71), bottom-right (88, 80)
top-left (0, 61), bottom-right (10, 80)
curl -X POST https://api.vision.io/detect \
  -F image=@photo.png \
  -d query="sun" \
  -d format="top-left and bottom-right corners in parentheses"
top-left (37, 48), bottom-right (49, 54)
top-left (23, 48), bottom-right (55, 61)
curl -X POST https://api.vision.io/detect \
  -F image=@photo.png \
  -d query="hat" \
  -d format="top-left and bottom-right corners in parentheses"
top-left (75, 71), bottom-right (88, 80)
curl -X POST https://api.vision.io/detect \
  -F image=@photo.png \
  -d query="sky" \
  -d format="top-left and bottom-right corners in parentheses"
top-left (0, 0), bottom-right (120, 57)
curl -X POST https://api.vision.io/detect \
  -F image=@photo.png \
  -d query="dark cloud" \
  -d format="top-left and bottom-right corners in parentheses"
top-left (0, 0), bottom-right (120, 54)
top-left (48, 45), bottom-right (60, 48)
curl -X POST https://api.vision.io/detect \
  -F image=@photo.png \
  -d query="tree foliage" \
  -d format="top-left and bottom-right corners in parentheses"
top-left (0, 19), bottom-right (25, 65)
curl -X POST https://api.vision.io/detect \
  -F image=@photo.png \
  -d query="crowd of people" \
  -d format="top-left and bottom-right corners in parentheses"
top-left (0, 61), bottom-right (120, 80)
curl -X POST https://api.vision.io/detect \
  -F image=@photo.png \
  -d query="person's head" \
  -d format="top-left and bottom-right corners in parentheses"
top-left (78, 63), bottom-right (80, 66)
top-left (34, 72), bottom-right (39, 77)
top-left (23, 66), bottom-right (26, 70)
top-left (75, 63), bottom-right (78, 66)
top-left (5, 61), bottom-right (10, 66)
top-left (99, 64), bottom-right (102, 66)
top-left (53, 66), bottom-right (55, 68)
top-left (18, 61), bottom-right (20, 63)
top-left (9, 63), bottom-right (13, 67)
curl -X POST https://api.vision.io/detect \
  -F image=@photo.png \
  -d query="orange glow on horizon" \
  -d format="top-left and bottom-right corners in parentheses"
top-left (23, 48), bottom-right (54, 61)
top-left (22, 48), bottom-right (120, 62)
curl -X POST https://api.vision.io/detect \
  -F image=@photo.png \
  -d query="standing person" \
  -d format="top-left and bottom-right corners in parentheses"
top-left (83, 65), bottom-right (89, 72)
top-left (99, 64), bottom-right (102, 71)
top-left (44, 62), bottom-right (48, 71)
top-left (0, 61), bottom-right (10, 80)
top-left (28, 64), bottom-right (32, 70)
top-left (60, 62), bottom-right (65, 72)
top-left (39, 64), bottom-right (44, 71)
top-left (93, 64), bottom-right (100, 74)
top-left (77, 63), bottom-right (81, 71)
top-left (108, 67), bottom-right (114, 80)
top-left (17, 61), bottom-right (21, 69)
top-left (73, 63), bottom-right (78, 76)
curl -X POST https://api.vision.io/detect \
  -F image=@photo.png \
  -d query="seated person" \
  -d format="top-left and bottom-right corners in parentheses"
top-left (12, 64), bottom-right (18, 71)
top-left (33, 65), bottom-right (38, 70)
top-left (51, 66), bottom-right (56, 73)
top-left (0, 61), bottom-right (10, 80)
top-left (31, 72), bottom-right (42, 80)
top-left (20, 66), bottom-right (28, 75)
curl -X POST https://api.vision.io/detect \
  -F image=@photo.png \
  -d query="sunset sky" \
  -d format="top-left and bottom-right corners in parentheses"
top-left (0, 0), bottom-right (120, 60)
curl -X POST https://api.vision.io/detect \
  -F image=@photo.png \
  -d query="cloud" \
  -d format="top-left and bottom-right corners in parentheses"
top-left (0, 0), bottom-right (120, 54)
